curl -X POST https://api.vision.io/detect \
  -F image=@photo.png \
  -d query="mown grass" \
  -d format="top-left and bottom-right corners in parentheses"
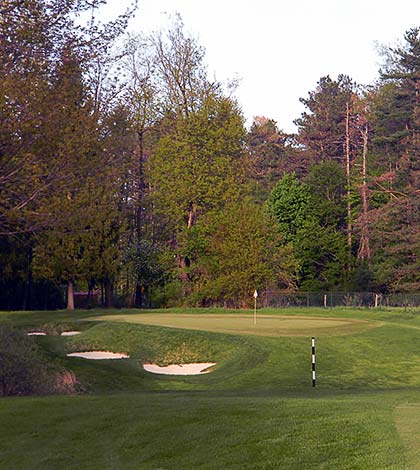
top-left (95, 312), bottom-right (378, 337)
top-left (1, 307), bottom-right (420, 468)
top-left (0, 392), bottom-right (411, 469)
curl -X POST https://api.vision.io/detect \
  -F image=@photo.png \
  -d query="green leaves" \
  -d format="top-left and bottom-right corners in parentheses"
top-left (194, 200), bottom-right (298, 307)
top-left (267, 173), bottom-right (312, 242)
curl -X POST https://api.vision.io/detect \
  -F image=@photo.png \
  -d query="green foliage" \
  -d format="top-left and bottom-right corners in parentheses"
top-left (194, 200), bottom-right (298, 307)
top-left (267, 173), bottom-right (312, 242)
top-left (295, 74), bottom-right (361, 163)
top-left (7, 12), bottom-right (420, 308)
top-left (246, 116), bottom-right (302, 201)
top-left (147, 94), bottom-right (246, 237)
top-left (305, 161), bottom-right (347, 228)
top-left (267, 171), bottom-right (348, 290)
top-left (369, 195), bottom-right (420, 291)
top-left (367, 27), bottom-right (420, 291)
top-left (294, 219), bottom-right (348, 290)
top-left (146, 88), bottom-right (247, 297)
top-left (0, 0), bottom-right (136, 235)
top-left (123, 240), bottom-right (165, 295)
top-left (32, 178), bottom-right (124, 289)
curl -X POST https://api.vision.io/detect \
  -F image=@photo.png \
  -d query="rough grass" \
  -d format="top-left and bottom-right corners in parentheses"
top-left (1, 307), bottom-right (420, 468)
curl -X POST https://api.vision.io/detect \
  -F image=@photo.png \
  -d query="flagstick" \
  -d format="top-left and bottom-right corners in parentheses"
top-left (253, 289), bottom-right (258, 325)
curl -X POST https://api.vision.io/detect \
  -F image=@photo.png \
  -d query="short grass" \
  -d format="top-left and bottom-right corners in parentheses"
top-left (1, 307), bottom-right (420, 468)
top-left (93, 312), bottom-right (378, 336)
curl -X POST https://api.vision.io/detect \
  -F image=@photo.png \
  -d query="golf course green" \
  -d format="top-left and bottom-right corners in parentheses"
top-left (1, 307), bottom-right (420, 469)
top-left (92, 312), bottom-right (379, 336)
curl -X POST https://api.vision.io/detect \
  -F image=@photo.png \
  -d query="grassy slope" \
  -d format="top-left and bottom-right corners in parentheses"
top-left (1, 307), bottom-right (420, 469)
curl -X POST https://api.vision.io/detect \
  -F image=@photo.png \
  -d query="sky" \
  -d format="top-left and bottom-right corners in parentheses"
top-left (102, 0), bottom-right (420, 132)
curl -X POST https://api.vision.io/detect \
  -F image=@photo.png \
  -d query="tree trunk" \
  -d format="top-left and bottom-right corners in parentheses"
top-left (104, 279), bottom-right (113, 308)
top-left (87, 279), bottom-right (95, 308)
top-left (176, 204), bottom-right (198, 295)
top-left (67, 280), bottom-right (75, 311)
top-left (135, 283), bottom-right (143, 308)
top-left (358, 125), bottom-right (371, 260)
top-left (134, 129), bottom-right (146, 308)
top-left (22, 247), bottom-right (33, 311)
top-left (136, 129), bottom-right (145, 236)
top-left (345, 102), bottom-right (352, 266)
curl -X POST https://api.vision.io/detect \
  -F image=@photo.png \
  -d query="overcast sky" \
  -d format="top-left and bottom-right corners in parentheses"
top-left (103, 0), bottom-right (420, 132)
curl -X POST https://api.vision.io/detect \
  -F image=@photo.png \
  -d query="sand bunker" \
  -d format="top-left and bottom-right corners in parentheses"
top-left (61, 331), bottom-right (81, 336)
top-left (142, 362), bottom-right (216, 375)
top-left (67, 351), bottom-right (129, 360)
top-left (27, 332), bottom-right (47, 336)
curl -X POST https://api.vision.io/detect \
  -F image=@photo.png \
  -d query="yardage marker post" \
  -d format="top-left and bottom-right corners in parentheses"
top-left (311, 337), bottom-right (316, 387)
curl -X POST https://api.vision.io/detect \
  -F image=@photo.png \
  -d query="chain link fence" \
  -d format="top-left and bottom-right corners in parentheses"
top-left (262, 291), bottom-right (420, 308)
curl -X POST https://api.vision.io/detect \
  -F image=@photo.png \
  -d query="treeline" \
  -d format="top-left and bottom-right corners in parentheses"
top-left (2, 1), bottom-right (420, 310)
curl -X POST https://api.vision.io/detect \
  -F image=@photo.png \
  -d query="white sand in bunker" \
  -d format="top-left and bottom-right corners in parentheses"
top-left (142, 362), bottom-right (216, 375)
top-left (67, 351), bottom-right (129, 360)
top-left (61, 331), bottom-right (81, 336)
top-left (27, 332), bottom-right (47, 336)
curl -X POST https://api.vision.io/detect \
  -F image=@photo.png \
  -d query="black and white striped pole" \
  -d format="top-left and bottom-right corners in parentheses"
top-left (311, 337), bottom-right (316, 387)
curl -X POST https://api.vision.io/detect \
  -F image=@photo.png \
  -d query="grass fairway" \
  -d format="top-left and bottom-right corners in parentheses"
top-left (1, 307), bottom-right (420, 469)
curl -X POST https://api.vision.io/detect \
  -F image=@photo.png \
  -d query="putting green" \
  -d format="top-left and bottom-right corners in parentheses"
top-left (89, 313), bottom-right (381, 337)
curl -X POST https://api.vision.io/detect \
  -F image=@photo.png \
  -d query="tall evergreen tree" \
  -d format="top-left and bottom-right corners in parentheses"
top-left (246, 116), bottom-right (304, 201)
top-left (295, 75), bottom-right (361, 164)
top-left (369, 27), bottom-right (420, 291)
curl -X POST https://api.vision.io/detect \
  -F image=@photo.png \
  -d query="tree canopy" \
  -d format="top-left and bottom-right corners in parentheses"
top-left (3, 8), bottom-right (420, 308)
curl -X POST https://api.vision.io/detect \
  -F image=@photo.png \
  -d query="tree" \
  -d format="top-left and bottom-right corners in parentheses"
top-left (367, 27), bottom-right (420, 291)
top-left (295, 75), bottom-right (361, 164)
top-left (293, 220), bottom-right (348, 291)
top-left (295, 75), bottom-right (365, 266)
top-left (119, 34), bottom-right (162, 306)
top-left (146, 43), bottom-right (247, 293)
top-left (0, 1), bottom-right (137, 309)
top-left (267, 173), bottom-right (311, 243)
top-left (152, 14), bottom-right (217, 118)
top-left (33, 173), bottom-right (125, 309)
top-left (246, 116), bottom-right (304, 201)
top-left (267, 171), bottom-right (348, 290)
top-left (0, 0), bottom-right (136, 236)
top-left (194, 200), bottom-right (298, 307)
top-left (304, 161), bottom-right (346, 229)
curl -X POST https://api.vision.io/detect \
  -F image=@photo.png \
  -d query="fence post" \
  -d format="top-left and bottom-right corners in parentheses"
top-left (323, 294), bottom-right (327, 308)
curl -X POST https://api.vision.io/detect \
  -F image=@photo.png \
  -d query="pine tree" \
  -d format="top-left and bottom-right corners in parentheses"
top-left (369, 27), bottom-right (420, 291)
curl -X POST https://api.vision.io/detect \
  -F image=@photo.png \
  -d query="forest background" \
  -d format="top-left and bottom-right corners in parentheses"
top-left (2, 0), bottom-right (420, 310)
